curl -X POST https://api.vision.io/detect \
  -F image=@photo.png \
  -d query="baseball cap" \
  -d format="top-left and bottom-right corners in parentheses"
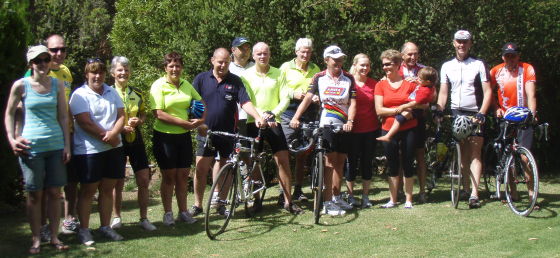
top-left (27, 45), bottom-right (50, 63)
top-left (502, 42), bottom-right (519, 55)
top-left (231, 37), bottom-right (251, 48)
top-left (323, 45), bottom-right (346, 59)
top-left (454, 30), bottom-right (472, 40)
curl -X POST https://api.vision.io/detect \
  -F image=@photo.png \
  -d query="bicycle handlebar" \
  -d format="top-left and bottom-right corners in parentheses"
top-left (287, 121), bottom-right (344, 153)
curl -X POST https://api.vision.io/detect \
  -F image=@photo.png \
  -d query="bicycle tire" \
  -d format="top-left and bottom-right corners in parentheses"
top-left (504, 146), bottom-right (539, 216)
top-left (205, 162), bottom-right (238, 240)
top-left (449, 143), bottom-right (462, 208)
top-left (312, 152), bottom-right (324, 224)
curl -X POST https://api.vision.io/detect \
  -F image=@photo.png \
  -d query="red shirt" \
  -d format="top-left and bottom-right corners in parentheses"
top-left (490, 62), bottom-right (536, 111)
top-left (408, 85), bottom-right (434, 104)
top-left (374, 79), bottom-right (418, 131)
top-left (353, 78), bottom-right (380, 133)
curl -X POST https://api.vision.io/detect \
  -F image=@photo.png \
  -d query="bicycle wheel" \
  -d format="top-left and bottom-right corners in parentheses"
top-left (312, 152), bottom-right (324, 224)
top-left (244, 163), bottom-right (267, 217)
top-left (449, 143), bottom-right (462, 208)
top-left (504, 146), bottom-right (539, 216)
top-left (205, 162), bottom-right (238, 239)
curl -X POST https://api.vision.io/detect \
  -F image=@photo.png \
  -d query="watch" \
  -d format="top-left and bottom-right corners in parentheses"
top-left (348, 119), bottom-right (354, 123)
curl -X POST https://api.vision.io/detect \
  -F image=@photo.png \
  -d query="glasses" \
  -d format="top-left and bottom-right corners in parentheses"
top-left (382, 62), bottom-right (394, 67)
top-left (32, 56), bottom-right (51, 64)
top-left (87, 58), bottom-right (102, 64)
top-left (48, 47), bottom-right (67, 53)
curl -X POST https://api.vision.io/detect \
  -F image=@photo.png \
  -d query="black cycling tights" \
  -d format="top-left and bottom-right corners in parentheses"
top-left (381, 128), bottom-right (416, 178)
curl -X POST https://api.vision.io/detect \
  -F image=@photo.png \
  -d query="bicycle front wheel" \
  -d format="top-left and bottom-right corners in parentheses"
top-left (312, 152), bottom-right (324, 224)
top-left (205, 162), bottom-right (238, 239)
top-left (504, 146), bottom-right (539, 216)
top-left (449, 143), bottom-right (462, 208)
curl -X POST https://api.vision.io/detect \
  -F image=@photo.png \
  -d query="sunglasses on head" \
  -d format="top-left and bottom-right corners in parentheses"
top-left (48, 47), bottom-right (67, 53)
top-left (87, 58), bottom-right (102, 64)
top-left (32, 56), bottom-right (51, 64)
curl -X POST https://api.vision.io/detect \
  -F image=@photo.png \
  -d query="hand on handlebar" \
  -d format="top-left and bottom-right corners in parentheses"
top-left (289, 118), bottom-right (300, 129)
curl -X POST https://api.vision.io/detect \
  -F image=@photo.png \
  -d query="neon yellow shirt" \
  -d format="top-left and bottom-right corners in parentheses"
top-left (149, 77), bottom-right (201, 134)
top-left (114, 85), bottom-right (145, 142)
top-left (279, 59), bottom-right (320, 99)
top-left (241, 66), bottom-right (289, 123)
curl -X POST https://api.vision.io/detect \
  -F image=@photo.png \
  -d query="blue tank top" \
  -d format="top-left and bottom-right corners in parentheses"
top-left (21, 78), bottom-right (64, 153)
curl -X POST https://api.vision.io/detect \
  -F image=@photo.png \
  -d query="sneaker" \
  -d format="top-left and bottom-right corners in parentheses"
top-left (139, 219), bottom-right (157, 231)
top-left (322, 201), bottom-right (346, 216)
top-left (163, 212), bottom-right (175, 226)
top-left (210, 194), bottom-right (219, 209)
top-left (417, 192), bottom-right (427, 204)
top-left (110, 217), bottom-right (122, 229)
top-left (177, 211), bottom-right (197, 224)
top-left (61, 218), bottom-right (80, 234)
top-left (292, 189), bottom-right (308, 202)
top-left (380, 201), bottom-right (397, 208)
top-left (333, 195), bottom-right (353, 210)
top-left (468, 196), bottom-right (481, 209)
top-left (346, 194), bottom-right (359, 207)
top-left (190, 205), bottom-right (203, 217)
top-left (284, 202), bottom-right (304, 215)
top-left (216, 205), bottom-right (230, 217)
top-left (361, 195), bottom-right (372, 208)
top-left (78, 228), bottom-right (95, 246)
top-left (98, 226), bottom-right (124, 241)
top-left (404, 201), bottom-right (413, 209)
top-left (40, 224), bottom-right (51, 242)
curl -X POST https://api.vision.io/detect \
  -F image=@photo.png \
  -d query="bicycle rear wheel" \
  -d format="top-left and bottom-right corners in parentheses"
top-left (312, 153), bottom-right (324, 224)
top-left (449, 143), bottom-right (462, 208)
top-left (504, 146), bottom-right (539, 216)
top-left (205, 162), bottom-right (238, 239)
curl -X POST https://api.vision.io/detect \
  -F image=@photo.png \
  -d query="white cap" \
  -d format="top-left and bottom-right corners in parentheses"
top-left (27, 45), bottom-right (50, 63)
top-left (323, 45), bottom-right (346, 59)
top-left (454, 30), bottom-right (472, 40)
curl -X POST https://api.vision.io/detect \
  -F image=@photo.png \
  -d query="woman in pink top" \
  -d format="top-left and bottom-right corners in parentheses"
top-left (345, 54), bottom-right (379, 208)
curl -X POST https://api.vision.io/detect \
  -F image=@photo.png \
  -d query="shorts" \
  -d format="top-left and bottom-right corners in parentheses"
top-left (280, 105), bottom-right (319, 143)
top-left (152, 130), bottom-right (193, 170)
top-left (246, 123), bottom-right (288, 154)
top-left (196, 134), bottom-right (234, 158)
top-left (451, 109), bottom-right (485, 137)
top-left (66, 159), bottom-right (79, 183)
top-left (73, 147), bottom-right (126, 184)
top-left (19, 149), bottom-right (67, 191)
top-left (322, 129), bottom-right (351, 154)
top-left (123, 142), bottom-right (150, 172)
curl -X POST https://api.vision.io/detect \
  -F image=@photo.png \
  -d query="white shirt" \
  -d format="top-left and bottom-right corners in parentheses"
top-left (440, 57), bottom-right (489, 112)
top-left (229, 60), bottom-right (255, 120)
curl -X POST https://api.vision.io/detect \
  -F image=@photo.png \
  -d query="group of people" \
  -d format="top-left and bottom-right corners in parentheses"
top-left (5, 29), bottom-right (538, 253)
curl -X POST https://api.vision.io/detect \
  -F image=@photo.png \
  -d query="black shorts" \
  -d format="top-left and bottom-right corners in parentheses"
top-left (152, 130), bottom-right (193, 170)
top-left (451, 109), bottom-right (485, 137)
top-left (123, 141), bottom-right (150, 173)
top-left (246, 123), bottom-right (288, 154)
top-left (73, 147), bottom-right (126, 184)
top-left (196, 133), bottom-right (234, 158)
top-left (322, 129), bottom-right (350, 154)
top-left (66, 159), bottom-right (79, 183)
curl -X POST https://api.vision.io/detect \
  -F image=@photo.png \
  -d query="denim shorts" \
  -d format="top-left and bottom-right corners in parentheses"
top-left (19, 149), bottom-right (67, 191)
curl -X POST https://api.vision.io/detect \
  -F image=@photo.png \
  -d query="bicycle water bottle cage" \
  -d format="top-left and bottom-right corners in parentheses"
top-left (504, 106), bottom-right (531, 125)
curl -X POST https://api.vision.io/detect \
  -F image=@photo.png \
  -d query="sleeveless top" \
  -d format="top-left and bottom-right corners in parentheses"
top-left (21, 78), bottom-right (64, 154)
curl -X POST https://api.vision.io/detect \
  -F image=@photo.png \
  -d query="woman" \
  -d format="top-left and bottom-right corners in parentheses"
top-left (149, 52), bottom-right (204, 226)
top-left (374, 49), bottom-right (418, 209)
top-left (346, 54), bottom-right (379, 208)
top-left (69, 58), bottom-right (126, 245)
top-left (109, 56), bottom-right (156, 231)
top-left (290, 45), bottom-right (356, 215)
top-left (4, 45), bottom-right (70, 254)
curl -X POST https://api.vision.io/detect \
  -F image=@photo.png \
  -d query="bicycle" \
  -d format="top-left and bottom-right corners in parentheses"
top-left (482, 109), bottom-right (548, 216)
top-left (203, 129), bottom-right (268, 239)
top-left (288, 121), bottom-right (342, 224)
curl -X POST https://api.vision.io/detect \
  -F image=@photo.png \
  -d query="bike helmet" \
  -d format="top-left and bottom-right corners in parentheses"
top-left (504, 106), bottom-right (532, 124)
top-left (452, 115), bottom-right (473, 141)
top-left (189, 100), bottom-right (205, 119)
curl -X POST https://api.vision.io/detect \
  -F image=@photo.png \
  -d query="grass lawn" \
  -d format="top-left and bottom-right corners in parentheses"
top-left (1, 175), bottom-right (559, 257)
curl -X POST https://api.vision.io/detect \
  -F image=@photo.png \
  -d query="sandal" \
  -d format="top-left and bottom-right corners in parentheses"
top-left (51, 242), bottom-right (70, 251)
top-left (284, 203), bottom-right (304, 215)
top-left (29, 246), bottom-right (40, 255)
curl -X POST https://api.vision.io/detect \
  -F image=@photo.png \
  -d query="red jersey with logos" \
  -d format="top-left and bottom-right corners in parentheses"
top-left (490, 62), bottom-right (536, 111)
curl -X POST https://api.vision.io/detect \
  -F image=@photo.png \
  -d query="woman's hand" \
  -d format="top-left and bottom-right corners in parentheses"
top-left (10, 136), bottom-right (31, 156)
top-left (128, 117), bottom-right (141, 128)
top-left (62, 146), bottom-right (71, 164)
top-left (343, 121), bottom-right (353, 132)
top-left (123, 125), bottom-right (135, 134)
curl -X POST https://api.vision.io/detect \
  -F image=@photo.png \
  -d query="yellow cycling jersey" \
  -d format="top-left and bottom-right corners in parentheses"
top-left (114, 85), bottom-right (145, 143)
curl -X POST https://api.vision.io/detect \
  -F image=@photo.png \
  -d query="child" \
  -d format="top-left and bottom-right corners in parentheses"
top-left (377, 66), bottom-right (438, 142)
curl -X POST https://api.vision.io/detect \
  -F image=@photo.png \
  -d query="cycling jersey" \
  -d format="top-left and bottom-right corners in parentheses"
top-left (113, 85), bottom-right (145, 143)
top-left (490, 62), bottom-right (536, 111)
top-left (308, 70), bottom-right (356, 127)
top-left (440, 57), bottom-right (489, 112)
top-left (241, 65), bottom-right (289, 123)
top-left (279, 59), bottom-right (321, 118)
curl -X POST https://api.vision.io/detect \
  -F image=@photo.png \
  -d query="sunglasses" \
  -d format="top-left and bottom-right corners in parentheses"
top-left (32, 56), bottom-right (51, 64)
top-left (87, 58), bottom-right (102, 64)
top-left (382, 62), bottom-right (394, 67)
top-left (48, 47), bottom-right (67, 53)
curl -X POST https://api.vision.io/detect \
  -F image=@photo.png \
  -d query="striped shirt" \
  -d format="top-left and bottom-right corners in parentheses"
top-left (21, 78), bottom-right (64, 153)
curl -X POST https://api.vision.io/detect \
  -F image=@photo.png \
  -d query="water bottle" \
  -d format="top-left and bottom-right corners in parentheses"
top-left (436, 142), bottom-right (447, 161)
top-left (239, 161), bottom-right (248, 177)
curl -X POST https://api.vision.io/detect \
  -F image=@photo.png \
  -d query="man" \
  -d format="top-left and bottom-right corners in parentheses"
top-left (190, 48), bottom-right (264, 216)
top-left (399, 42), bottom-right (425, 81)
top-left (489, 42), bottom-right (538, 205)
top-left (278, 38), bottom-right (321, 205)
top-left (437, 30), bottom-right (492, 208)
top-left (241, 42), bottom-right (303, 214)
top-left (230, 37), bottom-right (255, 134)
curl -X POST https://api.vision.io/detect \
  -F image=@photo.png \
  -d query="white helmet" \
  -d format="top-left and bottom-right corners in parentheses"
top-left (452, 115), bottom-right (473, 140)
top-left (504, 106), bottom-right (532, 124)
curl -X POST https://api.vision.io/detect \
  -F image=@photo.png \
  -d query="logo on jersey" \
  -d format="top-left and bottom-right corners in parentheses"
top-left (225, 84), bottom-right (233, 90)
top-left (323, 87), bottom-right (346, 96)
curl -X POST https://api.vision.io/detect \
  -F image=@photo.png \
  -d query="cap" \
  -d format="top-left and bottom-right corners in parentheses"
top-left (454, 30), bottom-right (472, 40)
top-left (502, 42), bottom-right (519, 55)
top-left (27, 45), bottom-right (50, 63)
top-left (231, 37), bottom-right (251, 48)
top-left (323, 45), bottom-right (346, 59)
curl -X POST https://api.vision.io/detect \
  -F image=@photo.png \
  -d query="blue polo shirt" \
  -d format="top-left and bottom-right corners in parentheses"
top-left (192, 70), bottom-right (251, 132)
